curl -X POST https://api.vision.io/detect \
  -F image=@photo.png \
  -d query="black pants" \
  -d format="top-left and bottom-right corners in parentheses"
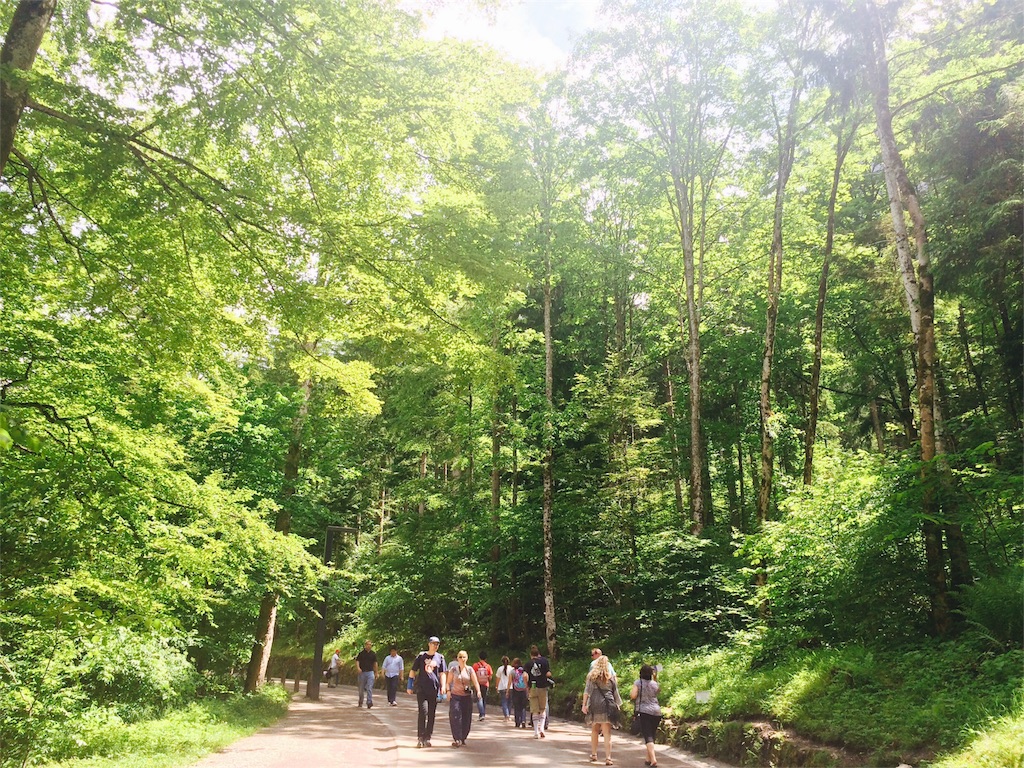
top-left (639, 712), bottom-right (661, 743)
top-left (386, 675), bottom-right (400, 703)
top-left (449, 694), bottom-right (473, 742)
top-left (416, 692), bottom-right (438, 741)
top-left (511, 689), bottom-right (528, 726)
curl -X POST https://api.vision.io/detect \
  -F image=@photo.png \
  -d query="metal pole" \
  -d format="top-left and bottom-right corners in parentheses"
top-left (307, 526), bottom-right (356, 700)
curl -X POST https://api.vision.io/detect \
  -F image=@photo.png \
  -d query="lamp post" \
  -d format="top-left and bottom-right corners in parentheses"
top-left (307, 525), bottom-right (357, 700)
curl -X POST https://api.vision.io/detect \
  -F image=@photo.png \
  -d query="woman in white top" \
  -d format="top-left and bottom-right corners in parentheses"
top-left (495, 655), bottom-right (513, 721)
top-left (446, 650), bottom-right (482, 747)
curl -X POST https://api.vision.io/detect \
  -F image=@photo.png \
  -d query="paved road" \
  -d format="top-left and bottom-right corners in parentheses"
top-left (190, 683), bottom-right (734, 768)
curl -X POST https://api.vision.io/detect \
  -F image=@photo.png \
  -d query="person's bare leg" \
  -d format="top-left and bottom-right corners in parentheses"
top-left (646, 740), bottom-right (657, 765)
top-left (602, 722), bottom-right (613, 762)
top-left (590, 725), bottom-right (599, 759)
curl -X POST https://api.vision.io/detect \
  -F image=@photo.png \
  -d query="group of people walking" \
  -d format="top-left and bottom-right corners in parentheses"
top-left (335, 637), bottom-right (663, 765)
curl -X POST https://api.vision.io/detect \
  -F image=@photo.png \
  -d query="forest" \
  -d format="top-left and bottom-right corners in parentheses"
top-left (0, 0), bottom-right (1021, 766)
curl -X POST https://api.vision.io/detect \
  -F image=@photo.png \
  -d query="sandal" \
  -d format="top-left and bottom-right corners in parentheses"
top-left (605, 760), bottom-right (614, 766)
top-left (590, 755), bottom-right (598, 763)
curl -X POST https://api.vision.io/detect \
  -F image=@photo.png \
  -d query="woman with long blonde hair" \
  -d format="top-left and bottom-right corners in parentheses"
top-left (581, 654), bottom-right (621, 765)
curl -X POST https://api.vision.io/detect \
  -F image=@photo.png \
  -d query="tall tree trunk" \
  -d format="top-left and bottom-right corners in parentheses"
top-left (0, 0), bottom-right (57, 176)
top-left (664, 359), bottom-right (686, 519)
top-left (541, 227), bottom-right (557, 659)
top-left (489, 329), bottom-right (504, 646)
top-left (245, 375), bottom-right (312, 691)
top-left (466, 384), bottom-right (475, 490)
top-left (957, 303), bottom-right (990, 419)
top-left (862, 0), bottom-right (963, 635)
top-left (418, 452), bottom-right (427, 516)
top-left (699, 421), bottom-right (714, 526)
top-left (511, 394), bottom-right (519, 511)
top-left (804, 115), bottom-right (855, 484)
top-left (724, 443), bottom-right (739, 529)
top-left (758, 80), bottom-right (801, 523)
top-left (896, 360), bottom-right (917, 446)
top-left (736, 439), bottom-right (747, 532)
top-left (378, 485), bottom-right (387, 552)
top-left (995, 297), bottom-right (1022, 429)
top-left (870, 398), bottom-right (885, 451)
top-left (669, 163), bottom-right (705, 534)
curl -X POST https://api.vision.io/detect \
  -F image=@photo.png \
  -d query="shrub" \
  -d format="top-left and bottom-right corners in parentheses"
top-left (75, 628), bottom-right (198, 720)
top-left (959, 566), bottom-right (1024, 651)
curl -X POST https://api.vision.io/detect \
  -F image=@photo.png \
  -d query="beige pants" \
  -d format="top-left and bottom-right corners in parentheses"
top-left (528, 687), bottom-right (548, 715)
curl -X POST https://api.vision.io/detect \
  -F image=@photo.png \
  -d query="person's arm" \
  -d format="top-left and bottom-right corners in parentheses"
top-left (630, 683), bottom-right (639, 701)
top-left (582, 680), bottom-right (591, 713)
top-left (408, 655), bottom-right (420, 694)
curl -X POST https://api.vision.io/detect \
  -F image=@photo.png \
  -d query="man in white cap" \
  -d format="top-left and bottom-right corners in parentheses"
top-left (409, 636), bottom-right (447, 747)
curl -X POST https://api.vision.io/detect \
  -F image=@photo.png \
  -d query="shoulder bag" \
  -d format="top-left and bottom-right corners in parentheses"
top-left (630, 680), bottom-right (643, 735)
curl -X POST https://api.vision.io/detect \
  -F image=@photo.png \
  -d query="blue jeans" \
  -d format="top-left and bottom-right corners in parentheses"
top-left (358, 671), bottom-right (375, 706)
top-left (476, 685), bottom-right (488, 717)
top-left (499, 688), bottom-right (511, 718)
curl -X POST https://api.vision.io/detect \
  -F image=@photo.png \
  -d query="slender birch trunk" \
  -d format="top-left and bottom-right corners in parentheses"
top-left (758, 79), bottom-right (801, 523)
top-left (805, 115), bottom-right (855, 484)
top-left (861, 0), bottom-right (969, 634)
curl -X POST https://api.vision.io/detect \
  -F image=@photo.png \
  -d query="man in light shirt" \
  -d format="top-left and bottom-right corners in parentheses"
top-left (382, 646), bottom-right (404, 706)
top-left (590, 647), bottom-right (616, 679)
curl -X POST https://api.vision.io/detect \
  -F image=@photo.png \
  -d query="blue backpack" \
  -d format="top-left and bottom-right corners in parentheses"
top-left (512, 667), bottom-right (527, 691)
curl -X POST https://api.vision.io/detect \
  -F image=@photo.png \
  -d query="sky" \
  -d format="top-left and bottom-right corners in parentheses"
top-left (409, 0), bottom-right (602, 71)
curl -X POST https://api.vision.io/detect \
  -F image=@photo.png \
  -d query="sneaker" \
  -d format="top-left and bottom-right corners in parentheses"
top-left (540, 731), bottom-right (546, 739)
top-left (367, 703), bottom-right (373, 709)
top-left (416, 740), bottom-right (423, 748)
top-left (533, 734), bottom-right (540, 739)
top-left (425, 741), bottom-right (431, 748)
top-left (478, 716), bottom-right (484, 721)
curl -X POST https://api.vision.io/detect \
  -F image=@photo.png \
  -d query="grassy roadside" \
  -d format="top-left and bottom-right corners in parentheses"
top-left (930, 701), bottom-right (1024, 768)
top-left (545, 633), bottom-right (1022, 767)
top-left (30, 685), bottom-right (290, 768)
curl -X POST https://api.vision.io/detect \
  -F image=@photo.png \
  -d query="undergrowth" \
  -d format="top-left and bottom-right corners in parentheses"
top-left (929, 694), bottom-right (1024, 768)
top-left (547, 632), bottom-right (1022, 766)
top-left (27, 685), bottom-right (290, 768)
